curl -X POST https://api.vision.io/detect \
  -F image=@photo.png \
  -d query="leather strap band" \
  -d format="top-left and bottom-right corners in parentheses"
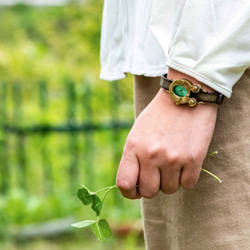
top-left (160, 74), bottom-right (224, 105)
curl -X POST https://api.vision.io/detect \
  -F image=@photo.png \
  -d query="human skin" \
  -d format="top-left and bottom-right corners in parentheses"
top-left (116, 68), bottom-right (218, 199)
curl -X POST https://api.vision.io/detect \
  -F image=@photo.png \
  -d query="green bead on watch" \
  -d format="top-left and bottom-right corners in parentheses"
top-left (160, 74), bottom-right (224, 107)
top-left (173, 85), bottom-right (187, 97)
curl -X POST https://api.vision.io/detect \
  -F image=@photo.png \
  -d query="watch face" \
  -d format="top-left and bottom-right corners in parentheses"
top-left (173, 85), bottom-right (187, 97)
top-left (169, 79), bottom-right (191, 105)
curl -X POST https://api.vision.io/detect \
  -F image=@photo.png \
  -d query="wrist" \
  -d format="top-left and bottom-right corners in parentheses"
top-left (167, 68), bottom-right (215, 93)
top-left (161, 68), bottom-right (224, 107)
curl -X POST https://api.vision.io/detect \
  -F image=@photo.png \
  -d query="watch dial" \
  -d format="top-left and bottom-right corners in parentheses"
top-left (173, 85), bottom-right (187, 97)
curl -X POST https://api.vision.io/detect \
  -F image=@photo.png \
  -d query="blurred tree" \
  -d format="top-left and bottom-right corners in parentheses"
top-left (0, 0), bottom-right (103, 83)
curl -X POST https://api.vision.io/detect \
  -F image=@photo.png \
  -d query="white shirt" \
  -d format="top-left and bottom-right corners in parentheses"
top-left (100, 0), bottom-right (250, 98)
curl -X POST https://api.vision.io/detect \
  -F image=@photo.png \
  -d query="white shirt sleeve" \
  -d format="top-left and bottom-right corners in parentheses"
top-left (150, 0), bottom-right (250, 98)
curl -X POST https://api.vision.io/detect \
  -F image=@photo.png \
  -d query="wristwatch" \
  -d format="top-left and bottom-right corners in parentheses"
top-left (160, 74), bottom-right (224, 107)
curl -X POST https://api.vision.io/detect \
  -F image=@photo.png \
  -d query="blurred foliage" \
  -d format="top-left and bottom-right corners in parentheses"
top-left (0, 0), bottom-right (103, 82)
top-left (0, 1), bottom-right (139, 246)
top-left (1, 230), bottom-right (145, 250)
top-left (0, 1), bottom-right (134, 125)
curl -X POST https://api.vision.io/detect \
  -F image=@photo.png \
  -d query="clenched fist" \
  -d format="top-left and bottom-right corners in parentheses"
top-left (116, 70), bottom-right (218, 199)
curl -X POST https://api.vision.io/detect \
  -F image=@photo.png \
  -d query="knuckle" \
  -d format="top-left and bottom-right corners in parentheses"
top-left (181, 175), bottom-right (198, 189)
top-left (116, 178), bottom-right (133, 192)
top-left (145, 145), bottom-right (162, 160)
top-left (190, 149), bottom-right (206, 163)
top-left (161, 186), bottom-right (179, 195)
top-left (186, 152), bottom-right (196, 164)
top-left (182, 182), bottom-right (195, 190)
top-left (165, 151), bottom-right (179, 164)
top-left (166, 152), bottom-right (196, 165)
top-left (139, 189), bottom-right (157, 199)
top-left (125, 136), bottom-right (138, 149)
top-left (165, 151), bottom-right (202, 166)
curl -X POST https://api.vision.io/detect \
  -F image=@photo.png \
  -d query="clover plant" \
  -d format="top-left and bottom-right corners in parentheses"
top-left (72, 151), bottom-right (222, 242)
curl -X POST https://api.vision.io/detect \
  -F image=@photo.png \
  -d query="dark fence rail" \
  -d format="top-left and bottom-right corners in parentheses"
top-left (0, 78), bottom-right (134, 226)
top-left (4, 121), bottom-right (133, 134)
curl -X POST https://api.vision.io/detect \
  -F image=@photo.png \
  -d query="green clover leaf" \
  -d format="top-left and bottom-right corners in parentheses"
top-left (77, 185), bottom-right (95, 205)
top-left (91, 195), bottom-right (102, 216)
top-left (91, 219), bottom-right (112, 243)
top-left (71, 220), bottom-right (96, 228)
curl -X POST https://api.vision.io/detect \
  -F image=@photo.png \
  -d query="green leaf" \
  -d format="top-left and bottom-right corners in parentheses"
top-left (77, 185), bottom-right (95, 205)
top-left (91, 219), bottom-right (112, 242)
top-left (98, 219), bottom-right (112, 238)
top-left (71, 220), bottom-right (96, 228)
top-left (91, 195), bottom-right (102, 216)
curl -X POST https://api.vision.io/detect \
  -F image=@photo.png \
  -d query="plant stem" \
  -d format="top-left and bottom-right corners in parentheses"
top-left (95, 185), bottom-right (117, 194)
top-left (201, 168), bottom-right (222, 183)
top-left (206, 151), bottom-right (218, 158)
top-left (98, 185), bottom-right (118, 216)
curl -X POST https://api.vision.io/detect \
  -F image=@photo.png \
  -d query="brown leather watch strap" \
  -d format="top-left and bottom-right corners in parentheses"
top-left (160, 74), bottom-right (224, 105)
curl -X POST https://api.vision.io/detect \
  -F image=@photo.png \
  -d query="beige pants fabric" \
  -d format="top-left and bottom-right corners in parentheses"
top-left (134, 70), bottom-right (250, 250)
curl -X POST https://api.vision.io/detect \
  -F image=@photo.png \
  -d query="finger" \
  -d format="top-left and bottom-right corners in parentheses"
top-left (160, 163), bottom-right (182, 194)
top-left (116, 150), bottom-right (141, 199)
top-left (179, 162), bottom-right (202, 189)
top-left (137, 163), bottom-right (161, 198)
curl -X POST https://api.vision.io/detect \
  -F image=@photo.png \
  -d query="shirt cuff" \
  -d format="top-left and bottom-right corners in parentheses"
top-left (166, 60), bottom-right (232, 98)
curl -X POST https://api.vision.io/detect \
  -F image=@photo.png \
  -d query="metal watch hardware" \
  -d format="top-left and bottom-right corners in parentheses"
top-left (169, 79), bottom-right (204, 107)
top-left (160, 74), bottom-right (224, 107)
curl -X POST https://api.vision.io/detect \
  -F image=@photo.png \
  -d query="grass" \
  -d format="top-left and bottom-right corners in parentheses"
top-left (1, 231), bottom-right (145, 250)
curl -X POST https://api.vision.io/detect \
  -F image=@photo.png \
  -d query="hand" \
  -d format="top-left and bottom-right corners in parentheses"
top-left (116, 71), bottom-right (218, 199)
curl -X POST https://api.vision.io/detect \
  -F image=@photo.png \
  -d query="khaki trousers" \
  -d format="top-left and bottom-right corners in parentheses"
top-left (134, 70), bottom-right (250, 250)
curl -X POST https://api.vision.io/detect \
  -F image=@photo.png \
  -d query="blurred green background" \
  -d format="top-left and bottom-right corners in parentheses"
top-left (0, 1), bottom-right (144, 249)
